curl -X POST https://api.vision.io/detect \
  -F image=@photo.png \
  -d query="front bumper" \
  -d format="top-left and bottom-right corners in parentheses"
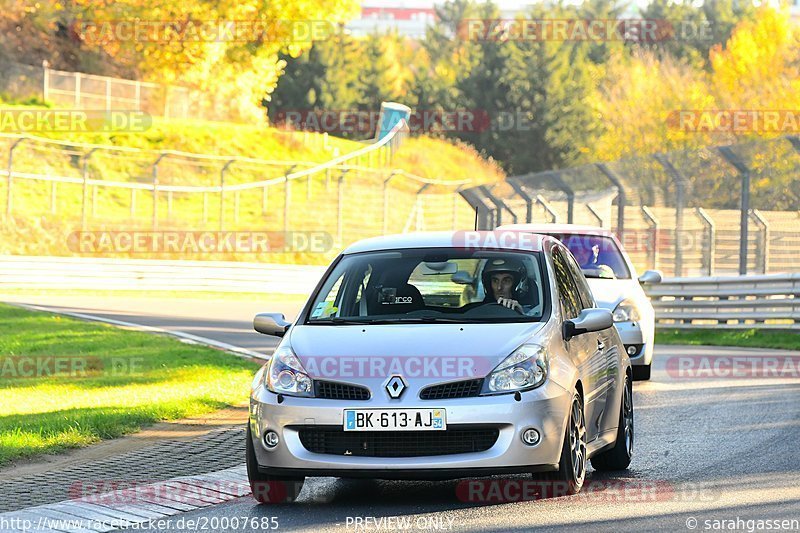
top-left (614, 321), bottom-right (652, 366)
top-left (249, 379), bottom-right (572, 479)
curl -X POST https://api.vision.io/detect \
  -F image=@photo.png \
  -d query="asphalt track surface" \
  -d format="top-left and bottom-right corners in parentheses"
top-left (6, 294), bottom-right (800, 533)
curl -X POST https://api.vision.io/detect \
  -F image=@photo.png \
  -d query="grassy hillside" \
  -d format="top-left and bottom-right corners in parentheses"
top-left (0, 101), bottom-right (504, 264)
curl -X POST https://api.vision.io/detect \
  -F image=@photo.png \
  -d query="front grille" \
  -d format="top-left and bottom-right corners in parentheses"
top-left (298, 427), bottom-right (499, 457)
top-left (314, 381), bottom-right (370, 400)
top-left (420, 379), bottom-right (484, 400)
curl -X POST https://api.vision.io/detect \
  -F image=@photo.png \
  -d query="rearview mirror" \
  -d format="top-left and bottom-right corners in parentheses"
top-left (254, 313), bottom-right (291, 337)
top-left (451, 270), bottom-right (475, 285)
top-left (563, 308), bottom-right (613, 341)
top-left (638, 270), bottom-right (662, 284)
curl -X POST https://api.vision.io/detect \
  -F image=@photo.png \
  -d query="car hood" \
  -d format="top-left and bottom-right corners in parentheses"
top-left (288, 321), bottom-right (546, 381)
top-left (586, 278), bottom-right (640, 309)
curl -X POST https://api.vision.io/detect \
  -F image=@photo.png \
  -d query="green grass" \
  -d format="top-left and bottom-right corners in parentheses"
top-left (0, 303), bottom-right (260, 466)
top-left (656, 328), bottom-right (800, 351)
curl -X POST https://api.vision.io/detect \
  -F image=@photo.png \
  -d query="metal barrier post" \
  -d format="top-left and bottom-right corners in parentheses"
top-left (284, 165), bottom-right (297, 234)
top-left (535, 195), bottom-right (558, 223)
top-left (507, 178), bottom-right (534, 223)
top-left (459, 189), bottom-right (492, 230)
top-left (453, 185), bottom-right (464, 230)
top-left (718, 146), bottom-right (751, 275)
top-left (585, 203), bottom-right (602, 227)
top-left (5, 138), bottom-right (25, 220)
top-left (151, 153), bottom-right (167, 230)
top-left (596, 163), bottom-right (626, 234)
top-left (337, 169), bottom-right (348, 245)
top-left (750, 209), bottom-right (770, 273)
top-left (81, 148), bottom-right (99, 230)
top-left (479, 185), bottom-right (517, 227)
top-left (696, 207), bottom-right (715, 275)
top-left (642, 206), bottom-right (660, 271)
top-left (219, 159), bottom-right (234, 231)
top-left (543, 171), bottom-right (574, 224)
top-left (382, 170), bottom-right (399, 235)
top-left (655, 154), bottom-right (688, 277)
top-left (415, 184), bottom-right (431, 231)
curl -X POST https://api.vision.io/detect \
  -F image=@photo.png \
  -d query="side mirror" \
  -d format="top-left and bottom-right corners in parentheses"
top-left (638, 270), bottom-right (662, 284)
top-left (254, 313), bottom-right (291, 337)
top-left (451, 270), bottom-right (475, 285)
top-left (563, 308), bottom-right (613, 341)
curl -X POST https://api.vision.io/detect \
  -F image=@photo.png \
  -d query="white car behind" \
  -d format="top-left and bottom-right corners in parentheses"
top-left (498, 224), bottom-right (661, 380)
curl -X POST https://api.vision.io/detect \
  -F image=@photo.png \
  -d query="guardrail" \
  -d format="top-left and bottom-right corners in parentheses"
top-left (646, 273), bottom-right (800, 329)
top-left (2, 256), bottom-right (797, 329)
top-left (0, 256), bottom-right (326, 295)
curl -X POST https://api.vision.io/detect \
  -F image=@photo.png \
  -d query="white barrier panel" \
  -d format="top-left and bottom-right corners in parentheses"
top-left (1, 256), bottom-right (797, 328)
top-left (646, 273), bottom-right (800, 329)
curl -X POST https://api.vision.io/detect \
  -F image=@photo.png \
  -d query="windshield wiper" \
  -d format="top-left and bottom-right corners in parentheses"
top-left (309, 317), bottom-right (371, 325)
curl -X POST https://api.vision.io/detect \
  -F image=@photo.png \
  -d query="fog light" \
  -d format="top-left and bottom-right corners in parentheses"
top-left (625, 344), bottom-right (643, 356)
top-left (521, 428), bottom-right (540, 446)
top-left (263, 430), bottom-right (279, 448)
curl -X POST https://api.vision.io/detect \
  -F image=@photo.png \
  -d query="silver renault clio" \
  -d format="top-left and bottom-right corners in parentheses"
top-left (247, 231), bottom-right (633, 503)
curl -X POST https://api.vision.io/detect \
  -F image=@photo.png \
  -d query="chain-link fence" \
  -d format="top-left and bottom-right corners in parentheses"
top-left (459, 136), bottom-right (800, 277)
top-left (0, 123), bottom-right (475, 262)
top-left (0, 59), bottom-right (247, 123)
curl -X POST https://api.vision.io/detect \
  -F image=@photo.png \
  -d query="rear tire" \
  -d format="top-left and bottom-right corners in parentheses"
top-left (535, 393), bottom-right (586, 496)
top-left (591, 374), bottom-right (634, 471)
top-left (246, 425), bottom-right (304, 504)
top-left (632, 363), bottom-right (651, 381)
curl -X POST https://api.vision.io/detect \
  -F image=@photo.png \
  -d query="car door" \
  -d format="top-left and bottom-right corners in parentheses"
top-left (562, 246), bottom-right (617, 436)
top-left (551, 245), bottom-right (605, 442)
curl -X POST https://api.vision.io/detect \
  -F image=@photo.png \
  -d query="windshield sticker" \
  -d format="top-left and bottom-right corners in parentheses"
top-left (311, 301), bottom-right (337, 318)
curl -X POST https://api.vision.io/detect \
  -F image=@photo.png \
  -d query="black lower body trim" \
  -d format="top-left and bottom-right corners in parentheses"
top-left (256, 464), bottom-right (559, 480)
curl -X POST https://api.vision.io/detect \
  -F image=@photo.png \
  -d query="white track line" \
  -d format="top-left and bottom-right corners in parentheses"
top-left (9, 303), bottom-right (269, 361)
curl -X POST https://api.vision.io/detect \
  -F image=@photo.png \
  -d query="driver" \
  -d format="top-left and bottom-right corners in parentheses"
top-left (481, 257), bottom-right (529, 313)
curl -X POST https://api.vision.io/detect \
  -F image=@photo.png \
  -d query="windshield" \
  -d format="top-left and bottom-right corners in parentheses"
top-left (306, 248), bottom-right (548, 324)
top-left (546, 234), bottom-right (631, 280)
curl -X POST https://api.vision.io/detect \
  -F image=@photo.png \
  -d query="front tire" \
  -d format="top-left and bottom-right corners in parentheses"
top-left (591, 374), bottom-right (634, 471)
top-left (536, 393), bottom-right (587, 496)
top-left (246, 425), bottom-right (304, 503)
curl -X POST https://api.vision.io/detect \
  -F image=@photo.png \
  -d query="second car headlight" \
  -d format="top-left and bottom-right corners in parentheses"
top-left (483, 344), bottom-right (548, 394)
top-left (613, 299), bottom-right (641, 322)
top-left (266, 344), bottom-right (314, 397)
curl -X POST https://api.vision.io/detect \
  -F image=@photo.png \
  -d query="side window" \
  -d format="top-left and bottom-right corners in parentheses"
top-left (563, 250), bottom-right (595, 309)
top-left (552, 248), bottom-right (582, 320)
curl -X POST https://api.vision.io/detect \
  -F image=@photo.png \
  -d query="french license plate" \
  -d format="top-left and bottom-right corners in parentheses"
top-left (343, 409), bottom-right (446, 431)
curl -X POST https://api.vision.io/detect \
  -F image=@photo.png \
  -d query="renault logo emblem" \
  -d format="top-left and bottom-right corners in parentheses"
top-left (386, 375), bottom-right (406, 399)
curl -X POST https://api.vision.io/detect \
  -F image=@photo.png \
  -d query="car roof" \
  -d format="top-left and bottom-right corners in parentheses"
top-left (497, 223), bottom-right (616, 237)
top-left (343, 231), bottom-right (554, 254)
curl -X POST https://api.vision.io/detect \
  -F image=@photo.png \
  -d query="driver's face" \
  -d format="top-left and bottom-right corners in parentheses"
top-left (491, 273), bottom-right (515, 299)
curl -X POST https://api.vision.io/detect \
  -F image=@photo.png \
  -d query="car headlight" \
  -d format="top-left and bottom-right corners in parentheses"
top-left (251, 364), bottom-right (268, 392)
top-left (483, 344), bottom-right (548, 394)
top-left (613, 299), bottom-right (640, 322)
top-left (266, 344), bottom-right (314, 397)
